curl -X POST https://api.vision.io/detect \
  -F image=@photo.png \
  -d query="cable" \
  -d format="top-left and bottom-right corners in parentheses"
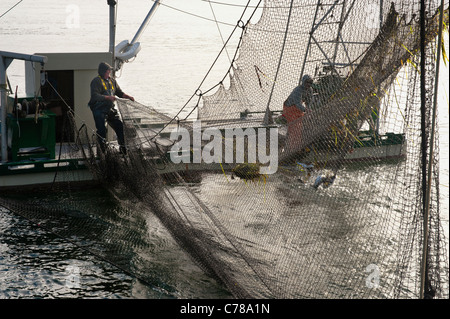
top-left (146, 12), bottom-right (246, 139)
top-left (207, 0), bottom-right (232, 63)
top-left (150, 0), bottom-right (235, 26)
top-left (45, 79), bottom-right (108, 149)
top-left (263, 0), bottom-right (295, 123)
top-left (200, 0), bottom-right (322, 9)
top-left (145, 0), bottom-right (266, 136)
top-left (0, 0), bottom-right (23, 19)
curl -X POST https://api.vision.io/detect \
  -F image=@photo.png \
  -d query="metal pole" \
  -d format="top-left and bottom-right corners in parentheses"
top-left (299, 0), bottom-right (324, 86)
top-left (0, 57), bottom-right (8, 163)
top-left (130, 0), bottom-right (161, 45)
top-left (0, 51), bottom-right (47, 163)
top-left (375, 0), bottom-right (384, 134)
top-left (331, 0), bottom-right (347, 65)
top-left (108, 0), bottom-right (116, 74)
top-left (420, 0), bottom-right (445, 299)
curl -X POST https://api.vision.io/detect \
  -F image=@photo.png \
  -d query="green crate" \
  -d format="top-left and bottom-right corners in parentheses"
top-left (7, 110), bottom-right (56, 161)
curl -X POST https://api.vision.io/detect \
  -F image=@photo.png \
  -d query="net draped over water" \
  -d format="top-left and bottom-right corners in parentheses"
top-left (1, 0), bottom-right (449, 298)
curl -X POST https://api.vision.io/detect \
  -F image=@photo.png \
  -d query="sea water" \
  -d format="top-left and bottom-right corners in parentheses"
top-left (0, 0), bottom-right (448, 299)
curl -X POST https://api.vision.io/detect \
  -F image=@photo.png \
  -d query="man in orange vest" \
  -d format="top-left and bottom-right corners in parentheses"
top-left (88, 62), bottom-right (134, 155)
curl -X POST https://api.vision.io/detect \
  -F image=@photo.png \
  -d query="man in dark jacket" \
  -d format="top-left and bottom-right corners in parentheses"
top-left (88, 62), bottom-right (134, 154)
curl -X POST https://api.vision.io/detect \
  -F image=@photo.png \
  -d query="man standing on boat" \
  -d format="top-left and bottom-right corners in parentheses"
top-left (282, 74), bottom-right (314, 121)
top-left (282, 75), bottom-right (315, 151)
top-left (88, 62), bottom-right (134, 155)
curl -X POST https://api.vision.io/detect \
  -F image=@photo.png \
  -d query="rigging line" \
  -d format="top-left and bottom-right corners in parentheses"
top-left (179, 94), bottom-right (202, 121)
top-left (44, 80), bottom-right (90, 174)
top-left (149, 0), bottom-right (235, 26)
top-left (0, 0), bottom-right (23, 19)
top-left (201, 0), bottom-right (260, 8)
top-left (117, 102), bottom-right (180, 151)
top-left (182, 0), bottom-right (264, 121)
top-left (420, 0), bottom-right (445, 300)
top-left (264, 0), bottom-right (296, 118)
top-left (148, 2), bottom-right (253, 139)
top-left (208, 0), bottom-right (232, 64)
top-left (200, 0), bottom-right (322, 9)
top-left (147, 92), bottom-right (196, 141)
top-left (149, 0), bottom-right (263, 137)
top-left (50, 109), bottom-right (68, 190)
top-left (45, 79), bottom-right (75, 116)
top-left (193, 0), bottom-right (254, 93)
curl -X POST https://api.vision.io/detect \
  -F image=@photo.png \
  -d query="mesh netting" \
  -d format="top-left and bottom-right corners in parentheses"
top-left (1, 0), bottom-right (448, 299)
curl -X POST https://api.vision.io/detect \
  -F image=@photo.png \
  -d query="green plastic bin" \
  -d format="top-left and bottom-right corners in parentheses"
top-left (7, 110), bottom-right (56, 161)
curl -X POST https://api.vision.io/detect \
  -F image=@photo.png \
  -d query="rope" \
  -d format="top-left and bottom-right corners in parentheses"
top-left (207, 0), bottom-right (232, 63)
top-left (263, 0), bottom-right (295, 120)
top-left (45, 78), bottom-right (121, 151)
top-left (147, 1), bottom-right (256, 140)
top-left (419, 0), bottom-right (429, 300)
top-left (181, 0), bottom-right (264, 122)
top-left (420, 0), bottom-right (445, 300)
top-left (149, 0), bottom-right (235, 26)
top-left (0, 0), bottom-right (23, 19)
top-left (50, 107), bottom-right (68, 190)
top-left (200, 0), bottom-right (322, 9)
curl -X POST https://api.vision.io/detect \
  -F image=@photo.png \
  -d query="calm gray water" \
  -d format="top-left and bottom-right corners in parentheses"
top-left (0, 187), bottom-right (231, 298)
top-left (0, 0), bottom-right (448, 299)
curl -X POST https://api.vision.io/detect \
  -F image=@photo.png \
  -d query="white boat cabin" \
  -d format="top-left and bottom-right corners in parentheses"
top-left (25, 52), bottom-right (114, 146)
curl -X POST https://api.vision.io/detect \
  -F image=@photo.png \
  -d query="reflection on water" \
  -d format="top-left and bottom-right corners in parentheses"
top-left (0, 188), bottom-right (231, 299)
top-left (0, 205), bottom-right (132, 298)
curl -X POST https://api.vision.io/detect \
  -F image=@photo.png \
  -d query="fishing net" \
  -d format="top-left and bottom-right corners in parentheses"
top-left (1, 0), bottom-right (449, 299)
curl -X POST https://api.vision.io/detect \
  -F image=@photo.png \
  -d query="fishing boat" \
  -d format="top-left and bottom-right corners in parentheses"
top-left (0, 1), bottom-right (160, 190)
top-left (0, 51), bottom-right (109, 190)
top-left (0, 0), bottom-right (417, 191)
top-left (0, 0), bottom-right (448, 300)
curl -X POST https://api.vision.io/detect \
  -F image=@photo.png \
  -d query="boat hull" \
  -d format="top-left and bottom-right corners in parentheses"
top-left (0, 158), bottom-right (96, 190)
